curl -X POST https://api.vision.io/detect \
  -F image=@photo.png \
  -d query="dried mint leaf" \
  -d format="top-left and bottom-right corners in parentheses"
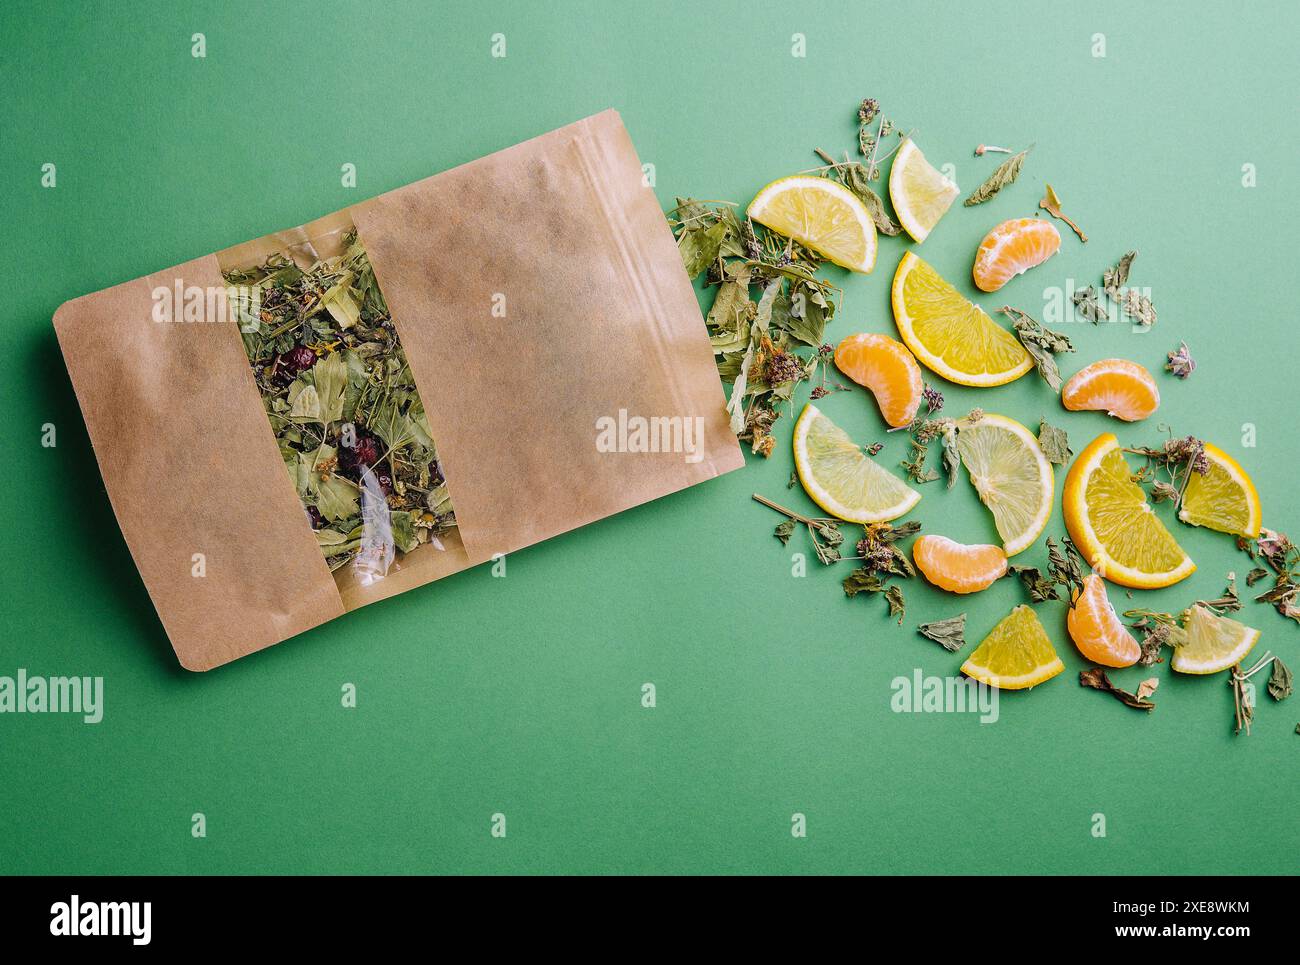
top-left (843, 567), bottom-right (884, 598)
top-left (1269, 657), bottom-right (1293, 701)
top-left (1038, 419), bottom-right (1072, 466)
top-left (1103, 250), bottom-right (1137, 301)
top-left (1119, 289), bottom-right (1157, 328)
top-left (1071, 285), bottom-right (1108, 323)
top-left (963, 147), bottom-right (1030, 206)
top-left (1002, 307), bottom-right (1074, 392)
top-left (774, 519), bottom-right (796, 545)
top-left (884, 585), bottom-right (906, 625)
top-left (917, 613), bottom-right (967, 652)
top-left (1009, 564), bottom-right (1060, 603)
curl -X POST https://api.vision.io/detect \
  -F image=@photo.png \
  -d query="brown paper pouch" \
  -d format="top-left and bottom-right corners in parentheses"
top-left (53, 109), bottom-right (742, 670)
top-left (352, 109), bottom-right (743, 566)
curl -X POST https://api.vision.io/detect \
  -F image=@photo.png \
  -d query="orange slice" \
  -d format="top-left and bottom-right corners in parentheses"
top-left (834, 332), bottom-right (924, 429)
top-left (1063, 433), bottom-right (1195, 589)
top-left (972, 218), bottom-right (1061, 292)
top-left (913, 534), bottom-right (1008, 594)
top-left (1061, 358), bottom-right (1160, 422)
top-left (1067, 573), bottom-right (1141, 667)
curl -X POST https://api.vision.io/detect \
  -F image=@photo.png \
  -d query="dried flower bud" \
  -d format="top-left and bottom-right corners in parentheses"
top-left (1165, 341), bottom-right (1196, 379)
top-left (922, 385), bottom-right (944, 414)
top-left (858, 98), bottom-right (880, 124)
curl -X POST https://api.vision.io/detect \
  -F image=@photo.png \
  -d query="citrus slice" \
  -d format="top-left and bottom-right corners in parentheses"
top-left (1178, 442), bottom-right (1262, 538)
top-left (888, 138), bottom-right (959, 243)
top-left (1170, 605), bottom-right (1261, 675)
top-left (792, 403), bottom-right (920, 523)
top-left (890, 252), bottom-right (1033, 387)
top-left (1067, 573), bottom-right (1141, 667)
top-left (1063, 433), bottom-right (1196, 588)
top-left (913, 534), bottom-right (1007, 593)
top-left (961, 605), bottom-right (1065, 690)
top-left (747, 175), bottom-right (877, 273)
top-left (972, 218), bottom-right (1061, 292)
top-left (833, 332), bottom-right (924, 428)
top-left (954, 413), bottom-right (1053, 556)
top-left (1061, 358), bottom-right (1160, 422)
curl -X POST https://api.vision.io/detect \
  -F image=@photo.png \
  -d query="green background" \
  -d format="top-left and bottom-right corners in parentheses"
top-left (2, 0), bottom-right (1296, 875)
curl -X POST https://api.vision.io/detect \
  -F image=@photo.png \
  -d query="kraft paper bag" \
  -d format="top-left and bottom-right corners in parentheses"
top-left (53, 110), bottom-right (743, 671)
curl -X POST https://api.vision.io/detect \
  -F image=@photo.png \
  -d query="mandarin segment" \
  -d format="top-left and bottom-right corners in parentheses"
top-left (834, 332), bottom-right (924, 428)
top-left (1067, 574), bottom-right (1141, 667)
top-left (972, 218), bottom-right (1061, 292)
top-left (913, 534), bottom-right (1008, 594)
top-left (1061, 358), bottom-right (1160, 422)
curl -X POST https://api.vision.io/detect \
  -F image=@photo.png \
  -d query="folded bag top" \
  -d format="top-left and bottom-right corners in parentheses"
top-left (53, 110), bottom-right (743, 671)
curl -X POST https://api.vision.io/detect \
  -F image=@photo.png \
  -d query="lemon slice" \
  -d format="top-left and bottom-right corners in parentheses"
top-left (954, 413), bottom-right (1053, 556)
top-left (792, 403), bottom-right (920, 523)
top-left (961, 605), bottom-right (1065, 690)
top-left (747, 175), bottom-right (877, 273)
top-left (888, 138), bottom-right (959, 243)
top-left (1178, 442), bottom-right (1262, 538)
top-left (1063, 433), bottom-right (1196, 589)
top-left (891, 253), bottom-right (1034, 386)
top-left (1170, 605), bottom-right (1261, 675)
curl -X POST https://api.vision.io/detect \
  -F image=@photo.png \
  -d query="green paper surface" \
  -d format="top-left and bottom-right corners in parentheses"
top-left (1, 0), bottom-right (1295, 875)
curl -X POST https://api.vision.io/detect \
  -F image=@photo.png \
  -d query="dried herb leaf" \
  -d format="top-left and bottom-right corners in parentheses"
top-left (901, 441), bottom-right (940, 484)
top-left (1071, 285), bottom-right (1108, 323)
top-left (1103, 250), bottom-right (1137, 301)
top-left (842, 567), bottom-right (883, 597)
top-left (884, 585), bottom-right (906, 624)
top-left (1269, 656), bottom-right (1293, 701)
top-left (1246, 567), bottom-right (1269, 586)
top-left (917, 614), bottom-right (967, 652)
top-left (774, 519), bottom-right (796, 545)
top-left (1119, 289), bottom-right (1157, 328)
top-left (1037, 419), bottom-right (1072, 466)
top-left (940, 425), bottom-right (961, 489)
top-left (963, 146), bottom-right (1030, 206)
top-left (1079, 667), bottom-right (1157, 711)
top-left (1009, 564), bottom-right (1060, 603)
top-left (842, 166), bottom-right (902, 236)
top-left (1001, 307), bottom-right (1075, 391)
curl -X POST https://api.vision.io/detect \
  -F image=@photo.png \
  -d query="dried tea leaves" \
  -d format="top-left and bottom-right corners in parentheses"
top-left (226, 234), bottom-right (456, 574)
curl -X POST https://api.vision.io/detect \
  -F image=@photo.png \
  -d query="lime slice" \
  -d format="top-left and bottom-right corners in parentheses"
top-left (1170, 605), bottom-right (1261, 675)
top-left (891, 253), bottom-right (1033, 387)
top-left (961, 605), bottom-right (1065, 690)
top-left (888, 138), bottom-right (959, 243)
top-left (792, 403), bottom-right (919, 523)
top-left (954, 413), bottom-right (1053, 556)
top-left (748, 175), bottom-right (877, 273)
